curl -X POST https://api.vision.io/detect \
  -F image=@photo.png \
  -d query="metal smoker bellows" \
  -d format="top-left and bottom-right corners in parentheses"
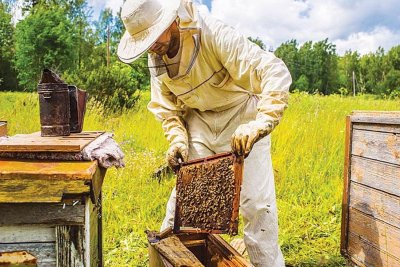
top-left (37, 69), bottom-right (88, 137)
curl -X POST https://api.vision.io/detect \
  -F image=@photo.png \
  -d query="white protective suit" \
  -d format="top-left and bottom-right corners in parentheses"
top-left (147, 1), bottom-right (292, 266)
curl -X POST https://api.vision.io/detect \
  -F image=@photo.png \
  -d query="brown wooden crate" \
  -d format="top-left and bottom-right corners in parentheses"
top-left (0, 131), bottom-right (104, 152)
top-left (341, 111), bottom-right (400, 266)
top-left (174, 152), bottom-right (244, 235)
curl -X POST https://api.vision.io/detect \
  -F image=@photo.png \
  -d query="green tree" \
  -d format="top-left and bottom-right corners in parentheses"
top-left (0, 2), bottom-right (18, 90)
top-left (310, 39), bottom-right (339, 94)
top-left (385, 45), bottom-right (400, 71)
top-left (62, 61), bottom-right (145, 112)
top-left (338, 50), bottom-right (360, 95)
top-left (359, 47), bottom-right (386, 95)
top-left (14, 4), bottom-right (77, 91)
top-left (295, 74), bottom-right (309, 92)
top-left (380, 69), bottom-right (400, 98)
top-left (275, 39), bottom-right (299, 91)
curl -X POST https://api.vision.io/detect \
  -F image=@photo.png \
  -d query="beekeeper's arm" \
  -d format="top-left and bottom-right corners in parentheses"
top-left (210, 19), bottom-right (292, 156)
top-left (147, 77), bottom-right (188, 172)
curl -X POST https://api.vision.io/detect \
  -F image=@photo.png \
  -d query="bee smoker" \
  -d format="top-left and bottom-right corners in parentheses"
top-left (38, 69), bottom-right (70, 137)
top-left (38, 69), bottom-right (87, 137)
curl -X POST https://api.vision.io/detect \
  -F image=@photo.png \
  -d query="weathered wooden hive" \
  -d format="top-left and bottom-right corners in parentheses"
top-left (341, 111), bottom-right (400, 266)
top-left (0, 132), bottom-right (107, 267)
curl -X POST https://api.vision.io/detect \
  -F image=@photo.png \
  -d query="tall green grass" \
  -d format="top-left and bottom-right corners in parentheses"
top-left (0, 91), bottom-right (398, 266)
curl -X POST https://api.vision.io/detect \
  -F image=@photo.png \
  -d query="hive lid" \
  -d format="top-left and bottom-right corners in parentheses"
top-left (174, 152), bottom-right (244, 235)
top-left (0, 131), bottom-right (104, 152)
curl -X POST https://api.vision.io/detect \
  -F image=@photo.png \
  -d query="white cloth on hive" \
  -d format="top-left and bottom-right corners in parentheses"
top-left (0, 133), bottom-right (125, 169)
top-left (82, 133), bottom-right (126, 168)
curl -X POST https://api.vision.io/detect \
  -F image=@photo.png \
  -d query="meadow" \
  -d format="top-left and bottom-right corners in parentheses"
top-left (0, 91), bottom-right (398, 266)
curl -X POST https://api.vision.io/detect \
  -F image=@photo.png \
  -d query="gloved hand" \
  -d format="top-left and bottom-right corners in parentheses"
top-left (166, 142), bottom-right (189, 173)
top-left (231, 121), bottom-right (273, 157)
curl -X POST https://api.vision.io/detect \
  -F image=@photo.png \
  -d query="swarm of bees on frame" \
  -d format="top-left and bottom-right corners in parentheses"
top-left (176, 157), bottom-right (237, 234)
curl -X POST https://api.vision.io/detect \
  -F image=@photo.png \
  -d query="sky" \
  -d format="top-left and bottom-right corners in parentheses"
top-left (90, 0), bottom-right (400, 56)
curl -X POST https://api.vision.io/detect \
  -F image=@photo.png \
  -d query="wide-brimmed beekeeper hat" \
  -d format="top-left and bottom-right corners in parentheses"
top-left (117, 0), bottom-right (181, 63)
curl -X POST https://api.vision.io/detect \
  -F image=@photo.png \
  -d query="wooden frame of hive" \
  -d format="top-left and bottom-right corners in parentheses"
top-left (174, 152), bottom-right (244, 235)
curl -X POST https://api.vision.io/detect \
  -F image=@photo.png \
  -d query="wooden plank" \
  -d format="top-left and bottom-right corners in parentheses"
top-left (207, 234), bottom-right (253, 267)
top-left (350, 111), bottom-right (400, 125)
top-left (0, 225), bottom-right (55, 243)
top-left (353, 123), bottom-right (400, 134)
top-left (351, 129), bottom-right (400, 166)
top-left (0, 251), bottom-right (37, 265)
top-left (152, 235), bottom-right (204, 267)
top-left (349, 183), bottom-right (400, 229)
top-left (90, 167), bottom-right (106, 206)
top-left (0, 203), bottom-right (85, 225)
top-left (149, 242), bottom-right (171, 267)
top-left (0, 159), bottom-right (99, 180)
top-left (96, 192), bottom-right (103, 267)
top-left (351, 156), bottom-right (400, 196)
top-left (349, 208), bottom-right (400, 259)
top-left (56, 225), bottom-right (85, 267)
top-left (0, 242), bottom-right (56, 266)
top-left (0, 160), bottom-right (100, 203)
top-left (0, 131), bottom-right (104, 152)
top-left (348, 232), bottom-right (400, 267)
top-left (89, 196), bottom-right (101, 267)
top-left (341, 115), bottom-right (352, 256)
top-left (0, 178), bottom-right (90, 203)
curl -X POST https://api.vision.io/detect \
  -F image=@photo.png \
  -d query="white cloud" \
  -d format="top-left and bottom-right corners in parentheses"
top-left (103, 0), bottom-right (400, 55)
top-left (201, 0), bottom-right (400, 55)
top-left (334, 26), bottom-right (400, 55)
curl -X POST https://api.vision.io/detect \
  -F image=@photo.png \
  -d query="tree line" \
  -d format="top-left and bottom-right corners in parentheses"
top-left (1, 0), bottom-right (399, 112)
top-left (274, 39), bottom-right (400, 98)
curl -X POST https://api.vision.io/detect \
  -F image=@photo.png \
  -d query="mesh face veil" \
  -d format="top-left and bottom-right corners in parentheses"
top-left (147, 26), bottom-right (201, 79)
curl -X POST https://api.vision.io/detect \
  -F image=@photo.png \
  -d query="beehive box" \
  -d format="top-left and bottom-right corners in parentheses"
top-left (147, 230), bottom-right (253, 267)
top-left (174, 152), bottom-right (244, 235)
top-left (0, 132), bottom-right (107, 267)
top-left (341, 111), bottom-right (400, 267)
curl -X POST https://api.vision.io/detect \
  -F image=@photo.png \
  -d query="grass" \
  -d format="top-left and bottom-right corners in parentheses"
top-left (0, 91), bottom-right (398, 266)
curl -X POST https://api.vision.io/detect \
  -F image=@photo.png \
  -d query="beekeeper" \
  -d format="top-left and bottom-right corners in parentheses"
top-left (118, 0), bottom-right (292, 266)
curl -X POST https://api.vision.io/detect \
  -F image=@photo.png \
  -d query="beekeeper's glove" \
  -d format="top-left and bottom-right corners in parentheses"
top-left (162, 116), bottom-right (189, 173)
top-left (166, 142), bottom-right (188, 173)
top-left (231, 121), bottom-right (273, 157)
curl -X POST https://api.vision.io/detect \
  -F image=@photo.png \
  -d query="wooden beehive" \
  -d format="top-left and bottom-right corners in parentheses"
top-left (174, 152), bottom-right (244, 236)
top-left (147, 230), bottom-right (253, 267)
top-left (341, 111), bottom-right (400, 267)
top-left (0, 132), bottom-right (107, 267)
